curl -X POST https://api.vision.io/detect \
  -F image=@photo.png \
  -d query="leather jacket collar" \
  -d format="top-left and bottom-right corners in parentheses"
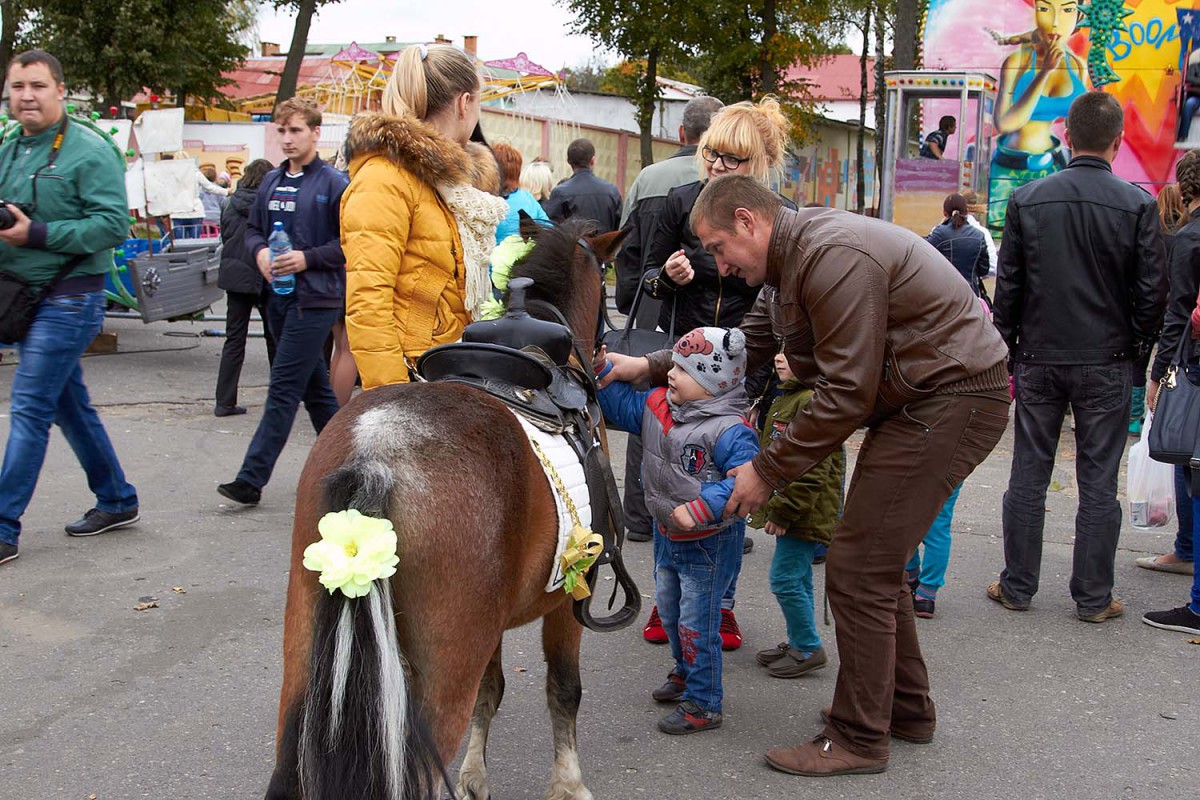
top-left (1066, 154), bottom-right (1113, 173)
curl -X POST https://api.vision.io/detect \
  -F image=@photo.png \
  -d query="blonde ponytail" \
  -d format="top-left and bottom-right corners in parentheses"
top-left (381, 44), bottom-right (479, 122)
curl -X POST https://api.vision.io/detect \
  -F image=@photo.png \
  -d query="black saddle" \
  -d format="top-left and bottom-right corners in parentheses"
top-left (414, 276), bottom-right (641, 633)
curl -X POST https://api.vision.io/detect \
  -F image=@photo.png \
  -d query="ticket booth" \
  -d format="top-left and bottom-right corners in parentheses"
top-left (879, 70), bottom-right (998, 235)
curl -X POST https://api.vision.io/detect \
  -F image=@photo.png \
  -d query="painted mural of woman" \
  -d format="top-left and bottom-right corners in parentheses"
top-left (986, 0), bottom-right (1090, 229)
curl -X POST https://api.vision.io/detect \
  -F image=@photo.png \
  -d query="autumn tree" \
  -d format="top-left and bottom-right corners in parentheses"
top-left (559, 0), bottom-right (699, 165)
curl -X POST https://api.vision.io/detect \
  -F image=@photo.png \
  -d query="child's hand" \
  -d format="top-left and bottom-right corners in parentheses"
top-left (764, 520), bottom-right (786, 536)
top-left (670, 504), bottom-right (697, 531)
top-left (592, 345), bottom-right (609, 373)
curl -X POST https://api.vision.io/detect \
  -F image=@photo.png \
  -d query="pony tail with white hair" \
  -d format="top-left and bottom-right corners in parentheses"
top-left (294, 461), bottom-right (449, 800)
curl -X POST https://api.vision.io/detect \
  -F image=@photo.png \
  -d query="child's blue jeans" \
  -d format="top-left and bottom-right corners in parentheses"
top-left (905, 484), bottom-right (962, 591)
top-left (654, 522), bottom-right (743, 714)
top-left (769, 537), bottom-right (823, 652)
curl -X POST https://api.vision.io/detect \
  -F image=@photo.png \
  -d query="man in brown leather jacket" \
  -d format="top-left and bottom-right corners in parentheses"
top-left (601, 175), bottom-right (1010, 776)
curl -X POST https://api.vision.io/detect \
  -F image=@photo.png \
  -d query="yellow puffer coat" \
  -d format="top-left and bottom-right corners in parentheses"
top-left (341, 113), bottom-right (500, 389)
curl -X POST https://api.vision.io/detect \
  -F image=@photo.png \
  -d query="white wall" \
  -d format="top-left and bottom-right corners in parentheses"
top-left (492, 91), bottom-right (687, 140)
top-left (179, 121), bottom-right (351, 164)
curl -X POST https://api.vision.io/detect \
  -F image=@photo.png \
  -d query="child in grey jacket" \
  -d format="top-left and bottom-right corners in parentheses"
top-left (597, 327), bottom-right (759, 735)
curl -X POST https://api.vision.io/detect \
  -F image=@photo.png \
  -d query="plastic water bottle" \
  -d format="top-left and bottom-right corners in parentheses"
top-left (268, 221), bottom-right (295, 295)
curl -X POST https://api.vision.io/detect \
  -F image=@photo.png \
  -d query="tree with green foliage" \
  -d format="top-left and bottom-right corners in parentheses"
top-left (558, 0), bottom-right (699, 165)
top-left (673, 0), bottom-right (844, 144)
top-left (27, 0), bottom-right (250, 111)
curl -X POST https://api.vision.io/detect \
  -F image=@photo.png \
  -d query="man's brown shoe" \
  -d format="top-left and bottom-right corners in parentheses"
top-left (986, 580), bottom-right (1029, 611)
top-left (819, 706), bottom-right (934, 744)
top-left (765, 736), bottom-right (888, 777)
top-left (1078, 596), bottom-right (1124, 623)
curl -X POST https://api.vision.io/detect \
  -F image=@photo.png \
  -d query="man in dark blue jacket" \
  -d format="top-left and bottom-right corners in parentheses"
top-left (218, 98), bottom-right (349, 506)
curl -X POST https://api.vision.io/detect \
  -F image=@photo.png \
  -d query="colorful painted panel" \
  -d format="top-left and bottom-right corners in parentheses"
top-left (924, 0), bottom-right (1187, 231)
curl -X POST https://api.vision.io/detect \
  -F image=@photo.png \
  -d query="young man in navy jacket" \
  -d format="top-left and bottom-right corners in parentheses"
top-left (218, 98), bottom-right (349, 505)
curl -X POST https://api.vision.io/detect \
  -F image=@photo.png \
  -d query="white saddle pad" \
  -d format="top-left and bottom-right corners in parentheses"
top-left (510, 412), bottom-right (592, 593)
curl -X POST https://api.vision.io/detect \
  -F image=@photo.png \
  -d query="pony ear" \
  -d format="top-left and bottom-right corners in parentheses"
top-left (585, 226), bottom-right (631, 264)
top-left (518, 211), bottom-right (543, 240)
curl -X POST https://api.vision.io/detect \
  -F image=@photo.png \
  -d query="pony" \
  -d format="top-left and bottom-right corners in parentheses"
top-left (265, 219), bottom-right (628, 800)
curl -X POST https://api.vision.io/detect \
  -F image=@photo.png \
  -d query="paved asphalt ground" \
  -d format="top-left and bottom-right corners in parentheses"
top-left (1, 313), bottom-right (1196, 800)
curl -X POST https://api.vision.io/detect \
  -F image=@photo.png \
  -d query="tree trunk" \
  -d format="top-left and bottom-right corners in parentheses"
top-left (275, 0), bottom-right (318, 110)
top-left (639, 45), bottom-right (659, 167)
top-left (893, 0), bottom-right (919, 70)
top-left (760, 0), bottom-right (778, 94)
top-left (856, 5), bottom-right (870, 215)
top-left (0, 0), bottom-right (23, 85)
top-left (874, 0), bottom-right (888, 200)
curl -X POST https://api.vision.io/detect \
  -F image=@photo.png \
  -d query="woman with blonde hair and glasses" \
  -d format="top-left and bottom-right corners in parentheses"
top-left (637, 96), bottom-right (796, 648)
top-left (645, 97), bottom-right (793, 337)
top-left (340, 43), bottom-right (507, 389)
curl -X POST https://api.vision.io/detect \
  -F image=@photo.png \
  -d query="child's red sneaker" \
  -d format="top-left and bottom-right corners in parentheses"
top-left (719, 608), bottom-right (743, 650)
top-left (658, 701), bottom-right (723, 735)
top-left (643, 605), bottom-right (668, 643)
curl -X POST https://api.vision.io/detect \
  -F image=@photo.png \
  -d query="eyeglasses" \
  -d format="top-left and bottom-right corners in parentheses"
top-left (701, 146), bottom-right (749, 170)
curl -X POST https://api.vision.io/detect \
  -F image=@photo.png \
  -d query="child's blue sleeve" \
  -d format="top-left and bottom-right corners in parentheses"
top-left (691, 423), bottom-right (761, 526)
top-left (596, 362), bottom-right (651, 434)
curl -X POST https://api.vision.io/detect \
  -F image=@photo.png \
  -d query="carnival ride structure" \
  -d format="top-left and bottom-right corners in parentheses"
top-left (234, 43), bottom-right (568, 116)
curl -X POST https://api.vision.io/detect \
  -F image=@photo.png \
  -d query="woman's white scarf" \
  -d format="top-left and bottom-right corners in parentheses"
top-left (437, 184), bottom-right (508, 321)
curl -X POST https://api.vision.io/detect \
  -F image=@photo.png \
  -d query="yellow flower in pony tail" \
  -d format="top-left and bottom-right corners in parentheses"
top-left (560, 524), bottom-right (604, 600)
top-left (302, 509), bottom-right (399, 598)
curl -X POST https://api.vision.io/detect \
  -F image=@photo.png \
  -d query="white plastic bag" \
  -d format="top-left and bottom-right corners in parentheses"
top-left (1128, 413), bottom-right (1175, 529)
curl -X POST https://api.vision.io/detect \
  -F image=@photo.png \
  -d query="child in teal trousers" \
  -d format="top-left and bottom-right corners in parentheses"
top-left (750, 353), bottom-right (845, 678)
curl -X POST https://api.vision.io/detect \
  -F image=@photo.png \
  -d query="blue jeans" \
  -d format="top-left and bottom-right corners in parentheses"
top-left (653, 522), bottom-right (743, 713)
top-left (0, 292), bottom-right (137, 545)
top-left (1174, 466), bottom-right (1195, 561)
top-left (235, 294), bottom-right (339, 489)
top-left (769, 537), bottom-right (822, 652)
top-left (906, 484), bottom-right (962, 591)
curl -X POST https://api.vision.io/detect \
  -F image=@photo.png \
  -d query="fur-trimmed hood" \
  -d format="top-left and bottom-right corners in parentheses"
top-left (345, 112), bottom-right (498, 193)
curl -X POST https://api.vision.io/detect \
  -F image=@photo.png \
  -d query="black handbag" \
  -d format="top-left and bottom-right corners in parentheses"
top-left (601, 269), bottom-right (676, 358)
top-left (0, 254), bottom-right (89, 345)
top-left (1148, 334), bottom-right (1200, 467)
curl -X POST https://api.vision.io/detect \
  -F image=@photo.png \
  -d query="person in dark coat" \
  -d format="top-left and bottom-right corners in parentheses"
top-left (924, 193), bottom-right (989, 296)
top-left (214, 158), bottom-right (276, 416)
top-left (542, 138), bottom-right (621, 233)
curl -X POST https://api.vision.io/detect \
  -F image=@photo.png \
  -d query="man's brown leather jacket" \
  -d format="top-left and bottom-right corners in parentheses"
top-left (649, 207), bottom-right (1009, 490)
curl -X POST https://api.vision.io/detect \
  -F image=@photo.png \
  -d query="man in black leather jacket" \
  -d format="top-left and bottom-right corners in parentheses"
top-left (991, 91), bottom-right (1167, 623)
top-left (543, 138), bottom-right (622, 234)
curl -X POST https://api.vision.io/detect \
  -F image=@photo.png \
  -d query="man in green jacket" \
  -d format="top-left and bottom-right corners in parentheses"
top-left (0, 50), bottom-right (139, 567)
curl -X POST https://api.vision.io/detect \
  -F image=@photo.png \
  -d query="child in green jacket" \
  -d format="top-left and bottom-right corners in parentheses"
top-left (750, 352), bottom-right (845, 679)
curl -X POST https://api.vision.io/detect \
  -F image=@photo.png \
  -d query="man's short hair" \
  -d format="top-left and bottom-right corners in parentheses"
top-left (566, 138), bottom-right (595, 169)
top-left (939, 115), bottom-right (956, 130)
top-left (1067, 91), bottom-right (1123, 153)
top-left (681, 96), bottom-right (725, 144)
top-left (273, 97), bottom-right (322, 129)
top-left (690, 174), bottom-right (784, 233)
top-left (9, 50), bottom-right (65, 84)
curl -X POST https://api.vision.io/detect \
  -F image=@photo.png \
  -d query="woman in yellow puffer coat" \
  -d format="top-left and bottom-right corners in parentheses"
top-left (341, 44), bottom-right (507, 389)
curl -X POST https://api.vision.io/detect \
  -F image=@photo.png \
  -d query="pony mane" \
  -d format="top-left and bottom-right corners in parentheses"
top-left (508, 219), bottom-right (599, 330)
